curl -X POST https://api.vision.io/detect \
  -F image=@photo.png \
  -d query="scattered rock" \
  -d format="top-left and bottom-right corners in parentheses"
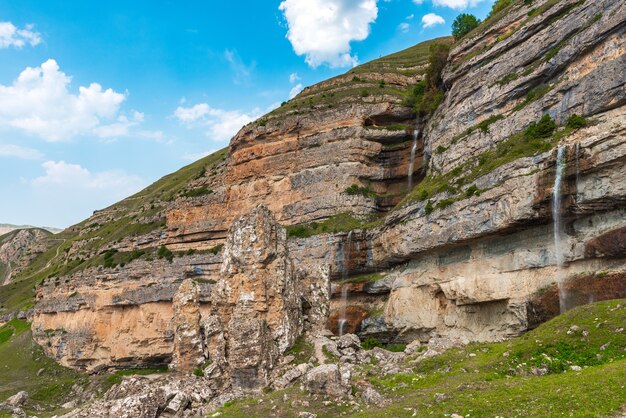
top-left (360, 386), bottom-right (389, 407)
top-left (303, 364), bottom-right (349, 398)
top-left (5, 391), bottom-right (28, 407)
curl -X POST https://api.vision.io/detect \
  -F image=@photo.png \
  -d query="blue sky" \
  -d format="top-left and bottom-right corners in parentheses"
top-left (0, 0), bottom-right (495, 228)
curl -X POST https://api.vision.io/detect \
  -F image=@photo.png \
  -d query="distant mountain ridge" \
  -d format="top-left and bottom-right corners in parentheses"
top-left (0, 224), bottom-right (62, 236)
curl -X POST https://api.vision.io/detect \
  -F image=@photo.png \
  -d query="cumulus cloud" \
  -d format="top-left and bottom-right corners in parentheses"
top-left (432, 0), bottom-right (486, 9)
top-left (173, 103), bottom-right (262, 142)
top-left (0, 22), bottom-right (42, 48)
top-left (32, 160), bottom-right (144, 192)
top-left (398, 22), bottom-right (410, 33)
top-left (279, 0), bottom-right (378, 68)
top-left (289, 83), bottom-right (304, 99)
top-left (422, 13), bottom-right (445, 28)
top-left (0, 143), bottom-right (43, 160)
top-left (0, 59), bottom-right (129, 141)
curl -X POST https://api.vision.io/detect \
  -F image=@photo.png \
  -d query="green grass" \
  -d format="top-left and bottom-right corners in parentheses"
top-left (286, 212), bottom-right (379, 239)
top-left (400, 114), bottom-right (572, 209)
top-left (269, 37), bottom-right (452, 118)
top-left (285, 336), bottom-right (315, 365)
top-left (339, 272), bottom-right (386, 285)
top-left (0, 324), bottom-right (87, 416)
top-left (217, 299), bottom-right (626, 418)
top-left (0, 148), bottom-right (228, 316)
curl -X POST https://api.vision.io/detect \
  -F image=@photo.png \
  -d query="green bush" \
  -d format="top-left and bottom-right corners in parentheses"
top-left (157, 246), bottom-right (174, 263)
top-left (524, 114), bottom-right (556, 139)
top-left (465, 184), bottom-right (480, 197)
top-left (424, 201), bottom-right (434, 215)
top-left (566, 114), bottom-right (588, 130)
top-left (362, 337), bottom-right (384, 350)
top-left (403, 43), bottom-right (450, 116)
top-left (490, 0), bottom-right (513, 16)
top-left (452, 14), bottom-right (481, 40)
top-left (344, 184), bottom-right (376, 198)
top-left (181, 186), bottom-right (213, 198)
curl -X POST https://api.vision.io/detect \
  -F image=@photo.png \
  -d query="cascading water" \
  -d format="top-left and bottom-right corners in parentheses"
top-left (408, 117), bottom-right (420, 190)
top-left (553, 146), bottom-right (567, 312)
top-left (338, 231), bottom-right (353, 336)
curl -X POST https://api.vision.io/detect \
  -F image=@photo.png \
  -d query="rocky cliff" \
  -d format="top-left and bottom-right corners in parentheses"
top-left (0, 228), bottom-right (52, 286)
top-left (16, 0), bottom-right (626, 382)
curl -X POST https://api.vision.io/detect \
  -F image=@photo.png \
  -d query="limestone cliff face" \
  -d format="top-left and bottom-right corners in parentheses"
top-left (31, 0), bottom-right (626, 373)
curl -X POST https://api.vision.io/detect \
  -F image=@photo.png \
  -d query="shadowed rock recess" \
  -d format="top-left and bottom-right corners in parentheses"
top-left (3, 0), bottom-right (623, 414)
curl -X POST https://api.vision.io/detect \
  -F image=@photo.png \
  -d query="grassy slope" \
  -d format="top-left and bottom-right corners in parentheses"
top-left (0, 319), bottom-right (86, 417)
top-left (0, 147), bottom-right (228, 316)
top-left (216, 299), bottom-right (626, 417)
top-left (268, 37), bottom-right (453, 119)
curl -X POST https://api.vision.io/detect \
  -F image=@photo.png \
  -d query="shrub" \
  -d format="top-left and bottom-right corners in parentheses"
top-left (566, 114), bottom-right (588, 130)
top-left (360, 89), bottom-right (370, 98)
top-left (435, 145), bottom-right (447, 154)
top-left (379, 80), bottom-right (386, 88)
top-left (193, 368), bottom-right (204, 377)
top-left (465, 184), bottom-right (480, 197)
top-left (452, 14), bottom-right (481, 40)
top-left (524, 114), bottom-right (556, 139)
top-left (157, 246), bottom-right (174, 263)
top-left (490, 0), bottom-right (513, 16)
top-left (424, 200), bottom-right (434, 215)
top-left (362, 337), bottom-right (384, 350)
top-left (344, 184), bottom-right (376, 198)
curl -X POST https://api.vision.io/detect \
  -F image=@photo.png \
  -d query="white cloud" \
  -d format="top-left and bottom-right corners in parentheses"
top-left (0, 59), bottom-right (128, 141)
top-left (224, 49), bottom-right (255, 85)
top-left (398, 22), bottom-right (410, 33)
top-left (422, 13), bottom-right (445, 28)
top-left (173, 103), bottom-right (262, 142)
top-left (279, 0), bottom-right (378, 68)
top-left (406, 14), bottom-right (415, 19)
top-left (289, 83), bottom-right (304, 99)
top-left (32, 160), bottom-right (144, 192)
top-left (432, 0), bottom-right (485, 9)
top-left (0, 143), bottom-right (43, 160)
top-left (0, 22), bottom-right (42, 48)
top-left (412, 0), bottom-right (424, 4)
top-left (289, 72), bottom-right (300, 83)
top-left (93, 111), bottom-right (144, 138)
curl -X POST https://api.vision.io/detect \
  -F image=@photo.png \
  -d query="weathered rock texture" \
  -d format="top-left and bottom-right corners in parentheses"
top-left (0, 228), bottom-right (51, 285)
top-left (204, 205), bottom-right (303, 391)
top-left (31, 0), bottom-right (626, 379)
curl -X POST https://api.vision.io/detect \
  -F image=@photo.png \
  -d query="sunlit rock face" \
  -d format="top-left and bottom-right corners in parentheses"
top-left (31, 0), bottom-right (626, 375)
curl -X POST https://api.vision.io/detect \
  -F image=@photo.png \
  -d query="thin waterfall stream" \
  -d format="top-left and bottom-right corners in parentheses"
top-left (338, 231), bottom-right (353, 336)
top-left (553, 146), bottom-right (567, 312)
top-left (408, 117), bottom-right (420, 190)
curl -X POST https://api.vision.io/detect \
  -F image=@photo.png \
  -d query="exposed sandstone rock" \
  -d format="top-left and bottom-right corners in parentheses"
top-left (0, 228), bottom-right (51, 285)
top-left (170, 279), bottom-right (204, 372)
top-left (205, 205), bottom-right (303, 392)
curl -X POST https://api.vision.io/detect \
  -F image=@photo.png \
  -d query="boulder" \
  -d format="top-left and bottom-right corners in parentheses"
top-left (303, 364), bottom-right (349, 398)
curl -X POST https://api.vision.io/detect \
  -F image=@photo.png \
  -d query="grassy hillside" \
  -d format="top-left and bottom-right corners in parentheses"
top-left (268, 36), bottom-right (453, 119)
top-left (216, 299), bottom-right (626, 417)
top-left (0, 148), bottom-right (228, 316)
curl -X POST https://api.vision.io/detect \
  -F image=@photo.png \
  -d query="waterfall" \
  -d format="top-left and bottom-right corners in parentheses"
top-left (574, 142), bottom-right (580, 192)
top-left (408, 117), bottom-right (420, 190)
top-left (338, 231), bottom-right (353, 336)
top-left (553, 146), bottom-right (567, 312)
top-left (338, 285), bottom-right (349, 337)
